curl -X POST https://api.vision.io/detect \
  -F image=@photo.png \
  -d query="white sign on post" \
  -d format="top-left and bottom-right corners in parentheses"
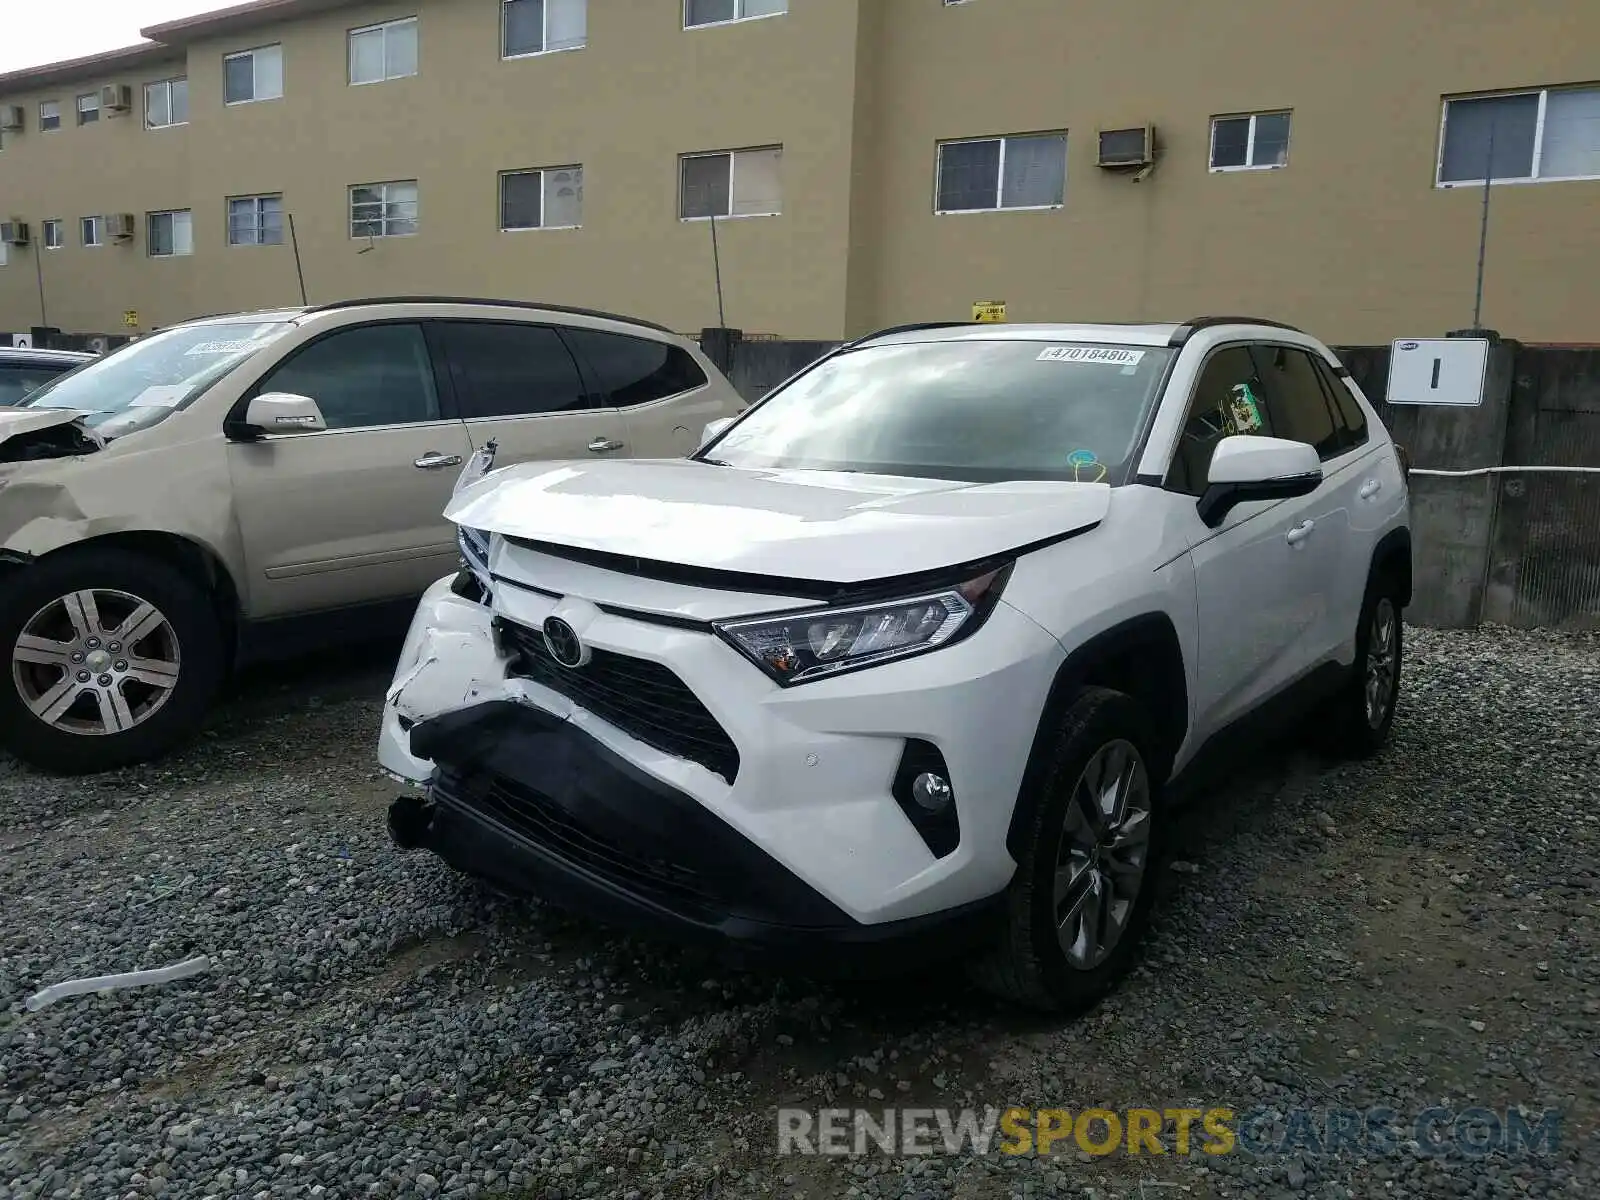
top-left (1386, 338), bottom-right (1489, 407)
top-left (11, 333), bottom-right (32, 350)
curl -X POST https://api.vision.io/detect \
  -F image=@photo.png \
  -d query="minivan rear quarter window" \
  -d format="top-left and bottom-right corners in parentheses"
top-left (563, 329), bottom-right (707, 407)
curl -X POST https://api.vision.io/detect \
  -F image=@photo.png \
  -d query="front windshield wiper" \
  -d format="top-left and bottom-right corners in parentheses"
top-left (697, 457), bottom-right (733, 467)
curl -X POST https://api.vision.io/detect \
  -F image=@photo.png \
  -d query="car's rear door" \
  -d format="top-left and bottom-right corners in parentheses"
top-left (560, 327), bottom-right (733, 458)
top-left (428, 319), bottom-right (629, 468)
top-left (226, 321), bottom-right (474, 619)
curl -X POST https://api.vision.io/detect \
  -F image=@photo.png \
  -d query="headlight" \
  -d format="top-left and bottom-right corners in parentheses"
top-left (714, 564), bottom-right (1012, 686)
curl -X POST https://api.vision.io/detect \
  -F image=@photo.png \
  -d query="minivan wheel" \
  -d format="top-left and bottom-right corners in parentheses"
top-left (0, 548), bottom-right (224, 775)
top-left (971, 687), bottom-right (1163, 1013)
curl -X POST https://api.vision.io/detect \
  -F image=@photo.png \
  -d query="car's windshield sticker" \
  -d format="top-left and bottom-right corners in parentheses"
top-left (1228, 381), bottom-right (1265, 434)
top-left (183, 339), bottom-right (263, 356)
top-left (1067, 448), bottom-right (1107, 482)
top-left (1036, 346), bottom-right (1145, 367)
top-left (128, 385), bottom-right (190, 408)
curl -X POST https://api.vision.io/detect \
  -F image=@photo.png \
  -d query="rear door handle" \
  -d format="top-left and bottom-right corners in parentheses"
top-left (588, 437), bottom-right (625, 453)
top-left (1285, 520), bottom-right (1315, 546)
top-left (1358, 479), bottom-right (1382, 500)
top-left (414, 452), bottom-right (464, 469)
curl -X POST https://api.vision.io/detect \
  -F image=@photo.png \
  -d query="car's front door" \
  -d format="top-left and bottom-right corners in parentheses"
top-left (429, 320), bottom-right (628, 468)
top-left (226, 321), bottom-right (473, 619)
top-left (1168, 344), bottom-right (1336, 742)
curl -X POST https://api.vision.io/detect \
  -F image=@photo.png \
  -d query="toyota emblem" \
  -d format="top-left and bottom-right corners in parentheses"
top-left (542, 616), bottom-right (586, 668)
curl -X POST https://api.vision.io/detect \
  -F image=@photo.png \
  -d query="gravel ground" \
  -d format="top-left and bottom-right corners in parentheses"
top-left (1, 626), bottom-right (1596, 1200)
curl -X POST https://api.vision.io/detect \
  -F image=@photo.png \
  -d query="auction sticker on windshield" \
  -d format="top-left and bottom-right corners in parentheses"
top-left (1037, 346), bottom-right (1145, 367)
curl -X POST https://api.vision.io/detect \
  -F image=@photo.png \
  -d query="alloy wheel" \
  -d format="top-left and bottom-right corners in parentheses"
top-left (1052, 738), bottom-right (1152, 970)
top-left (11, 589), bottom-right (182, 737)
top-left (1364, 597), bottom-right (1398, 730)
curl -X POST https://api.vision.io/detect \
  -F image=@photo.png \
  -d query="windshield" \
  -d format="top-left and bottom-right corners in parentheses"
top-left (21, 321), bottom-right (294, 428)
top-left (702, 339), bottom-right (1175, 484)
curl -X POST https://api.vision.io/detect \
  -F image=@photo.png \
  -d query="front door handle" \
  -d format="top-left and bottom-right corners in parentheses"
top-left (1358, 479), bottom-right (1382, 500)
top-left (1285, 520), bottom-right (1315, 546)
top-left (588, 437), bottom-right (625, 453)
top-left (414, 451), bottom-right (464, 470)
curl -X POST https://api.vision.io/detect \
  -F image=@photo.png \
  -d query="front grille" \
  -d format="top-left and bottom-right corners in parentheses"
top-left (436, 768), bottom-right (722, 908)
top-left (496, 619), bottom-right (740, 783)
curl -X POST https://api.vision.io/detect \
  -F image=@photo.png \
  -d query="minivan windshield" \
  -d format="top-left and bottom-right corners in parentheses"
top-left (701, 339), bottom-right (1175, 484)
top-left (21, 320), bottom-right (294, 428)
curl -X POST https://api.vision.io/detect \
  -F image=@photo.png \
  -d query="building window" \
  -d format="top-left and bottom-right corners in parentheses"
top-left (349, 17), bottom-right (419, 85)
top-left (228, 194), bottom-right (284, 245)
top-left (148, 210), bottom-right (194, 257)
top-left (81, 216), bottom-right (104, 247)
top-left (42, 220), bottom-right (64, 250)
top-left (224, 45), bottom-right (284, 104)
top-left (500, 166), bottom-right (583, 230)
top-left (1209, 111), bottom-right (1290, 171)
top-left (76, 93), bottom-right (100, 126)
top-left (146, 78), bottom-right (189, 128)
top-left (502, 0), bottom-right (587, 57)
top-left (680, 147), bottom-right (782, 219)
top-left (1439, 86), bottom-right (1600, 186)
top-left (39, 100), bottom-right (61, 132)
top-left (350, 180), bottom-right (418, 238)
top-left (684, 0), bottom-right (786, 29)
top-left (935, 133), bottom-right (1067, 213)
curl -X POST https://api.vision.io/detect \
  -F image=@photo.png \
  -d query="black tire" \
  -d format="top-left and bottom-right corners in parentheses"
top-left (0, 547), bottom-right (224, 775)
top-left (1319, 568), bottom-right (1404, 759)
top-left (971, 687), bottom-right (1164, 1013)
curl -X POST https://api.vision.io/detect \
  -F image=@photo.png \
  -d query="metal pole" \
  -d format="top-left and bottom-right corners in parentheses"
top-left (709, 212), bottom-right (726, 329)
top-left (1472, 124), bottom-right (1495, 330)
top-left (288, 213), bottom-right (309, 306)
top-left (32, 241), bottom-right (48, 328)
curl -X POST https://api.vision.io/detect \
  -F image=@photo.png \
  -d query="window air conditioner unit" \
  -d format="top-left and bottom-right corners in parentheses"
top-left (0, 105), bottom-right (23, 131)
top-left (1097, 125), bottom-right (1155, 168)
top-left (1, 220), bottom-right (30, 247)
top-left (106, 213), bottom-right (136, 241)
top-left (101, 84), bottom-right (133, 112)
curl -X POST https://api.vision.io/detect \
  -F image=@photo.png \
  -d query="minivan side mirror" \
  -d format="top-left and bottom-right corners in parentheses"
top-left (242, 392), bottom-right (328, 437)
top-left (700, 416), bottom-right (735, 447)
top-left (1197, 435), bottom-right (1322, 528)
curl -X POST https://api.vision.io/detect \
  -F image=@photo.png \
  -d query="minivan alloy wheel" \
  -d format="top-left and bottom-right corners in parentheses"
top-left (1365, 597), bottom-right (1398, 730)
top-left (11, 589), bottom-right (182, 736)
top-left (1054, 737), bottom-right (1152, 970)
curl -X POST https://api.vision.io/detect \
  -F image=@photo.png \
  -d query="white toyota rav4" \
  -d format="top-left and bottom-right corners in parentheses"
top-left (378, 317), bottom-right (1412, 1011)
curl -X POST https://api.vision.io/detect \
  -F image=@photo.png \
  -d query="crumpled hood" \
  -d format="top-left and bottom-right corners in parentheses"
top-left (445, 458), bottom-right (1110, 583)
top-left (0, 407), bottom-right (102, 462)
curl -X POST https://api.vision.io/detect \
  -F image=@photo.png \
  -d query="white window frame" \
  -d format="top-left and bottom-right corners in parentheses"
top-left (81, 216), bottom-right (104, 247)
top-left (42, 219), bottom-right (64, 250)
top-left (349, 180), bottom-right (419, 239)
top-left (933, 133), bottom-right (1068, 215)
top-left (1208, 110), bottom-right (1291, 173)
top-left (76, 93), bottom-right (100, 125)
top-left (501, 0), bottom-right (588, 59)
top-left (499, 166), bottom-right (584, 231)
top-left (39, 100), bottom-right (61, 132)
top-left (147, 209), bottom-right (194, 258)
top-left (1436, 86), bottom-right (1600, 188)
top-left (349, 17), bottom-right (418, 85)
top-left (679, 147), bottom-right (783, 220)
top-left (223, 44), bottom-right (284, 105)
top-left (145, 78), bottom-right (189, 129)
top-left (227, 194), bottom-right (284, 246)
top-left (683, 0), bottom-right (787, 31)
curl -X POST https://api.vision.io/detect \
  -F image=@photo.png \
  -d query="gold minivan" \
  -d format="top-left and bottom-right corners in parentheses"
top-left (0, 297), bottom-right (745, 773)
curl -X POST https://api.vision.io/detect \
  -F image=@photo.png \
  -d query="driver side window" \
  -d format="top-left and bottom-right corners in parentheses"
top-left (1166, 346), bottom-right (1275, 497)
top-left (256, 323), bottom-right (441, 430)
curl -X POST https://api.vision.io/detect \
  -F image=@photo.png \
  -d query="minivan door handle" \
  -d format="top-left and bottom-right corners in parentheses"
top-left (588, 437), bottom-right (625, 453)
top-left (414, 451), bottom-right (464, 470)
top-left (1285, 520), bottom-right (1315, 546)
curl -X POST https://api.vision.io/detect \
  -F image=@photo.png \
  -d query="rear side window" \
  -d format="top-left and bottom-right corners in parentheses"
top-left (434, 321), bottom-right (590, 417)
top-left (562, 329), bottom-right (707, 407)
top-left (1250, 345), bottom-right (1341, 460)
top-left (257, 322), bottom-right (440, 429)
top-left (1311, 355), bottom-right (1370, 454)
top-left (0, 365), bottom-right (69, 404)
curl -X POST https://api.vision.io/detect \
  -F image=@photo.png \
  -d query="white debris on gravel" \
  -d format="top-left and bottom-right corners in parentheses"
top-left (1, 627), bottom-right (1595, 1200)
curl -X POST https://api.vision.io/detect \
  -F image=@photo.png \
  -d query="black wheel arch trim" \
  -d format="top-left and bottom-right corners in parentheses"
top-left (1005, 612), bottom-right (1189, 859)
top-left (1372, 527), bottom-right (1412, 607)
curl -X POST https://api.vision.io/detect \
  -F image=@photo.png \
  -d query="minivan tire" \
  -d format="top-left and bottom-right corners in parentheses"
top-left (0, 548), bottom-right (224, 775)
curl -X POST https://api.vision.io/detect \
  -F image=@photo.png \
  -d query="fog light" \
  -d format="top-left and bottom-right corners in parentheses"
top-left (911, 772), bottom-right (952, 813)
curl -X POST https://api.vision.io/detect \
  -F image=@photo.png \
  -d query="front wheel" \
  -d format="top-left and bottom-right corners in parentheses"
top-left (971, 687), bottom-right (1163, 1013)
top-left (0, 548), bottom-right (224, 775)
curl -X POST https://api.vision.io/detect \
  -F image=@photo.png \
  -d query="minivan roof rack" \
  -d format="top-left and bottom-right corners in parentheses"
top-left (302, 296), bottom-right (676, 335)
top-left (1168, 315), bottom-right (1304, 345)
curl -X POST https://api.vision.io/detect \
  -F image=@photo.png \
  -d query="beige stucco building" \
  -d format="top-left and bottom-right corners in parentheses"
top-left (1, 0), bottom-right (1598, 344)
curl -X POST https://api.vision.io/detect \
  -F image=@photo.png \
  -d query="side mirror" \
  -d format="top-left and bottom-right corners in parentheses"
top-left (1197, 435), bottom-right (1322, 528)
top-left (700, 416), bottom-right (735, 447)
top-left (245, 392), bottom-right (327, 435)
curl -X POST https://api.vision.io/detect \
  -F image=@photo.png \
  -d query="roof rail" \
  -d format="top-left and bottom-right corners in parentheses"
top-left (843, 320), bottom-right (978, 348)
top-left (301, 296), bottom-right (677, 335)
top-left (1168, 315), bottom-right (1305, 345)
